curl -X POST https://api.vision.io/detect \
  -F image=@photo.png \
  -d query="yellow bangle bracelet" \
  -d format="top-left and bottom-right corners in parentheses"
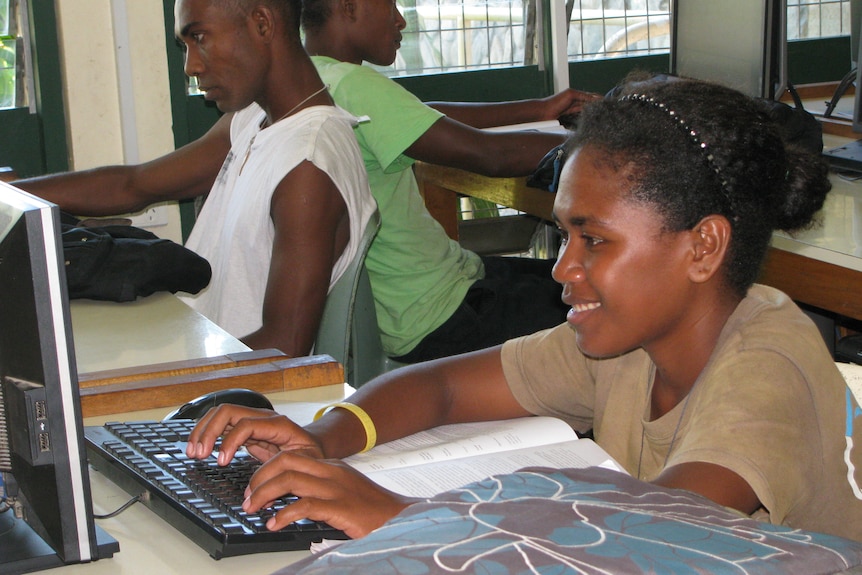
top-left (313, 402), bottom-right (377, 453)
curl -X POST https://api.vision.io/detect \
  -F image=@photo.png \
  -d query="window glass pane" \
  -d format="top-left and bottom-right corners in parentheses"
top-left (180, 0), bottom-right (856, 86)
top-left (377, 0), bottom-right (529, 76)
top-left (789, 0), bottom-right (852, 39)
top-left (0, 0), bottom-right (24, 111)
top-left (567, 1), bottom-right (671, 61)
top-left (0, 37), bottom-right (14, 109)
top-left (368, 0), bottom-right (854, 78)
top-left (0, 0), bottom-right (9, 36)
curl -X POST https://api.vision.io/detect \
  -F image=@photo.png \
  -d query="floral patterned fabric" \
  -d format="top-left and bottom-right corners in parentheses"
top-left (276, 467), bottom-right (862, 575)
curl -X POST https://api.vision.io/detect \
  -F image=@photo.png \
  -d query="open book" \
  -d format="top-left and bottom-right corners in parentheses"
top-left (309, 417), bottom-right (625, 553)
top-left (342, 416), bottom-right (625, 498)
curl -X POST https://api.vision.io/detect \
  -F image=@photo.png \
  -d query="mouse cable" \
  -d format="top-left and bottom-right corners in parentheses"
top-left (94, 494), bottom-right (142, 520)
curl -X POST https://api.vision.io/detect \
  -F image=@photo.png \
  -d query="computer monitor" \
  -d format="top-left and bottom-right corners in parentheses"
top-left (670, 0), bottom-right (787, 100)
top-left (852, 0), bottom-right (862, 69)
top-left (0, 181), bottom-right (117, 573)
top-left (852, 0), bottom-right (862, 133)
top-left (821, 0), bottom-right (862, 171)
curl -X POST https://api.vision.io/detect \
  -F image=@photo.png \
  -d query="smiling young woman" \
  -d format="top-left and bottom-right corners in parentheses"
top-left (184, 75), bottom-right (862, 545)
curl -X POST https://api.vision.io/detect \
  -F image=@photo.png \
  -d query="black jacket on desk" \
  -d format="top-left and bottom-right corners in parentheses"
top-left (61, 220), bottom-right (211, 303)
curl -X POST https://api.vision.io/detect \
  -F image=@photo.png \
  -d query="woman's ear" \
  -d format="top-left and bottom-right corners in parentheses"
top-left (688, 215), bottom-right (731, 284)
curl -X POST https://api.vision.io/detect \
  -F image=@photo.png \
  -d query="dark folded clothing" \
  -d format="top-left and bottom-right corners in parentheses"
top-left (62, 222), bottom-right (211, 302)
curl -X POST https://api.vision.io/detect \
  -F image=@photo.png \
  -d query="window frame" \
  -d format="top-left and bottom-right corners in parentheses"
top-left (0, 0), bottom-right (68, 177)
top-left (164, 1), bottom-right (852, 140)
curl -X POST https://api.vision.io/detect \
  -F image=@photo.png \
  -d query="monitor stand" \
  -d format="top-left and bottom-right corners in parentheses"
top-left (823, 139), bottom-right (862, 173)
top-left (0, 513), bottom-right (119, 574)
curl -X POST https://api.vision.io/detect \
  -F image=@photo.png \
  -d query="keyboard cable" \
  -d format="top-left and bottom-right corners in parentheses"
top-left (93, 494), bottom-right (142, 520)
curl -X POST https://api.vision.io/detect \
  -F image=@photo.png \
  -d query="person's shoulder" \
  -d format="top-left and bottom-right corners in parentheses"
top-left (312, 56), bottom-right (383, 83)
top-left (316, 59), bottom-right (403, 97)
top-left (736, 284), bottom-right (807, 327)
top-left (720, 284), bottom-right (837, 375)
top-left (286, 105), bottom-right (367, 139)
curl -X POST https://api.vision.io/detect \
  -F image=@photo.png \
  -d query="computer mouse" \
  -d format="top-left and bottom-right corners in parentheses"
top-left (164, 388), bottom-right (274, 420)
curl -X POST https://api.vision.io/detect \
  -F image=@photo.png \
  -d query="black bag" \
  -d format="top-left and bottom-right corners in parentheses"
top-left (758, 98), bottom-right (824, 154)
top-left (526, 144), bottom-right (566, 193)
top-left (62, 222), bottom-right (211, 302)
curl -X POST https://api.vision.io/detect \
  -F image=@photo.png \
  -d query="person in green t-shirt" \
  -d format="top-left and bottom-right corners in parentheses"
top-left (303, 0), bottom-right (599, 362)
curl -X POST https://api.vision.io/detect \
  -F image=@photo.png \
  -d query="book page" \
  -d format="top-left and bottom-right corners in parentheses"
top-left (837, 361), bottom-right (862, 404)
top-left (344, 417), bottom-right (579, 474)
top-left (362, 438), bottom-right (624, 498)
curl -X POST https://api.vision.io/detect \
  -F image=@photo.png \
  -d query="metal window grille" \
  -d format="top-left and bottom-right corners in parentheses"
top-left (787, 0), bottom-right (851, 41)
top-left (377, 0), bottom-right (853, 77)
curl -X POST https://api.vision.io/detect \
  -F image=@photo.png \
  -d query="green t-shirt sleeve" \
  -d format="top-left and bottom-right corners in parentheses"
top-left (327, 64), bottom-right (444, 173)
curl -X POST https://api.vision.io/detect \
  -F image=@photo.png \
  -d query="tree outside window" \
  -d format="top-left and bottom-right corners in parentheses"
top-left (0, 0), bottom-right (26, 111)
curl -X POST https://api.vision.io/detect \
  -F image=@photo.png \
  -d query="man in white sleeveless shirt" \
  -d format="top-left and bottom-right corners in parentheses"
top-left (16, 0), bottom-right (375, 358)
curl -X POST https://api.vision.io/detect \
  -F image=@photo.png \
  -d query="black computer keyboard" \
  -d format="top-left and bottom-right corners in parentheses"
top-left (84, 420), bottom-right (346, 559)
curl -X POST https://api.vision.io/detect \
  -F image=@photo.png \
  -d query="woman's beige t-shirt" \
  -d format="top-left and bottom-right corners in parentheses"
top-left (501, 284), bottom-right (862, 542)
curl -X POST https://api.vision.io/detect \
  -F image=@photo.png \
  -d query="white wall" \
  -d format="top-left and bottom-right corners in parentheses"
top-left (54, 0), bottom-right (183, 243)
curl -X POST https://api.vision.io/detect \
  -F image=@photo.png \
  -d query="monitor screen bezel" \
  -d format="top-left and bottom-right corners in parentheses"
top-left (670, 0), bottom-right (788, 101)
top-left (0, 181), bottom-right (116, 572)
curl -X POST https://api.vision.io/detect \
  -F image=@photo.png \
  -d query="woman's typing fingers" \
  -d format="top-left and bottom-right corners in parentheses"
top-left (244, 452), bottom-right (414, 539)
top-left (186, 405), bottom-right (322, 464)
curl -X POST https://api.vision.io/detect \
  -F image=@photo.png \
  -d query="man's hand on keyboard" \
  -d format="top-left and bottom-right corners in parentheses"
top-left (244, 451), bottom-right (417, 539)
top-left (186, 405), bottom-right (324, 465)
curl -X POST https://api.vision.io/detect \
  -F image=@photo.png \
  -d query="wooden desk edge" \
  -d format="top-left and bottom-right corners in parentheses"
top-left (78, 353), bottom-right (345, 417)
top-left (760, 247), bottom-right (862, 321)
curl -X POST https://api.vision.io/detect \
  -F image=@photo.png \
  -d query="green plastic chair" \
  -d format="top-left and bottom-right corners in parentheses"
top-left (346, 257), bottom-right (408, 387)
top-left (315, 211), bottom-right (405, 387)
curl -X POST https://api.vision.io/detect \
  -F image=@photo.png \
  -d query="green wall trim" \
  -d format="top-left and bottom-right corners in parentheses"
top-left (29, 0), bottom-right (68, 175)
top-left (787, 37), bottom-right (852, 86)
top-left (163, 0), bottom-right (189, 151)
top-left (0, 107), bottom-right (41, 176)
top-left (393, 66), bottom-right (548, 101)
top-left (569, 54), bottom-right (671, 94)
top-left (163, 1), bottom-right (222, 240)
top-left (392, 55), bottom-right (671, 103)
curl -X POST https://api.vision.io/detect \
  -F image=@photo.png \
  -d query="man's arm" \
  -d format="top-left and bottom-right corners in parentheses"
top-left (427, 88), bottom-right (600, 129)
top-left (240, 160), bottom-right (350, 357)
top-left (14, 114), bottom-right (234, 216)
top-left (406, 116), bottom-right (564, 178)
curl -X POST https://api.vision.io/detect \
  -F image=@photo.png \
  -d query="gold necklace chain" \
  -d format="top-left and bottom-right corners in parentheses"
top-left (270, 84), bottom-right (329, 126)
top-left (239, 84), bottom-right (329, 174)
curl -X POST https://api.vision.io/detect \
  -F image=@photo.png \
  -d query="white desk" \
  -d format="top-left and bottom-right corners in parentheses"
top-left (771, 133), bottom-right (862, 271)
top-left (70, 293), bottom-right (251, 374)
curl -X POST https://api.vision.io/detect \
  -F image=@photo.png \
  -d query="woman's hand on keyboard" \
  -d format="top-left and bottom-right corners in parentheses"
top-left (244, 451), bottom-right (417, 539)
top-left (186, 405), bottom-right (325, 465)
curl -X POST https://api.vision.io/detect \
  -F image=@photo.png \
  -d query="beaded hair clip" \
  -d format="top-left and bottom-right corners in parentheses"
top-left (620, 92), bottom-right (733, 204)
